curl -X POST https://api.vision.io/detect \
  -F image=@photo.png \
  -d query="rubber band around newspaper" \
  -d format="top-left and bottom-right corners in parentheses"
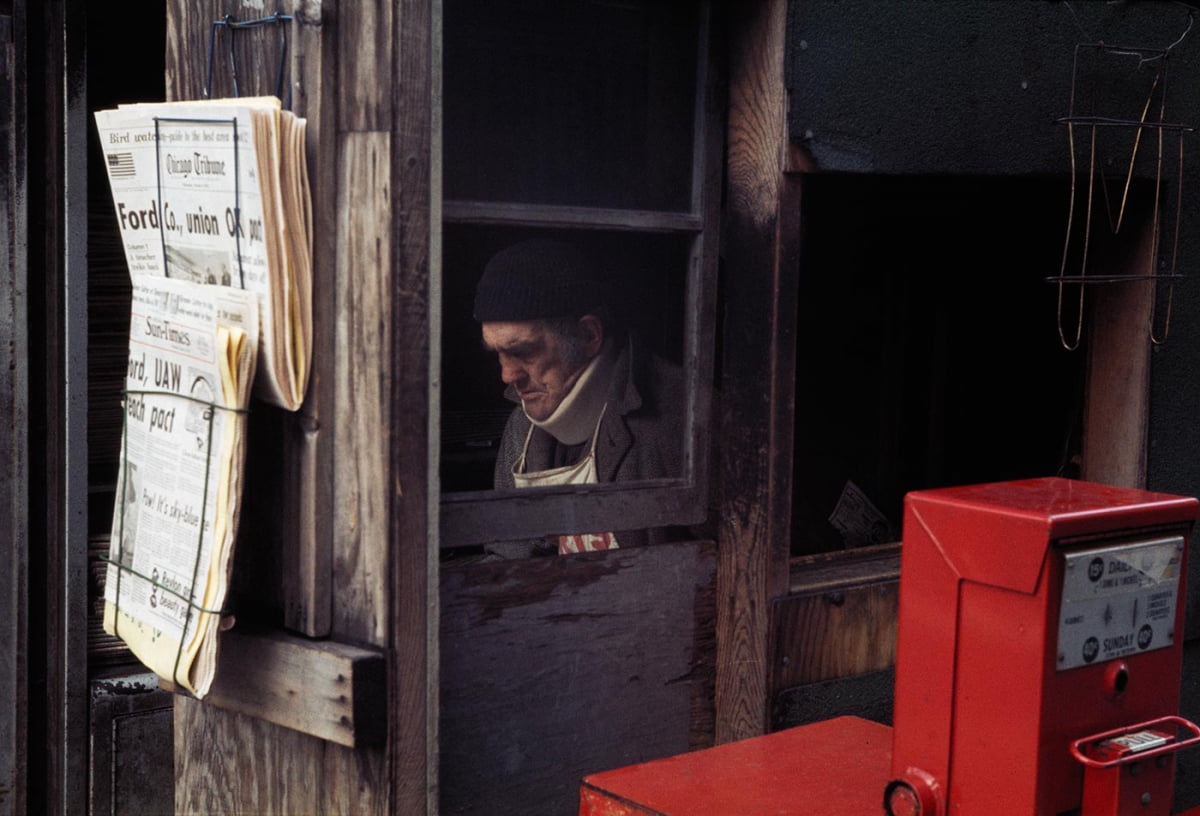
top-left (105, 388), bottom-right (249, 694)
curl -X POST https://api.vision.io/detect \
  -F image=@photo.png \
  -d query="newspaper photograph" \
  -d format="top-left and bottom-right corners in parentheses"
top-left (94, 97), bottom-right (311, 411)
top-left (104, 276), bottom-right (258, 697)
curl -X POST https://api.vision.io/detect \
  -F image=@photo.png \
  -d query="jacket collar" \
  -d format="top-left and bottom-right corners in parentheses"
top-left (507, 337), bottom-right (642, 481)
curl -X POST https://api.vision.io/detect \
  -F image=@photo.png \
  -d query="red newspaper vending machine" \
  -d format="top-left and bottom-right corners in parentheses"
top-left (580, 478), bottom-right (1200, 816)
top-left (888, 478), bottom-right (1199, 815)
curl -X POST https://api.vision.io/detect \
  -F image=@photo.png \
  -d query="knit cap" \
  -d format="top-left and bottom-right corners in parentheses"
top-left (473, 239), bottom-right (605, 322)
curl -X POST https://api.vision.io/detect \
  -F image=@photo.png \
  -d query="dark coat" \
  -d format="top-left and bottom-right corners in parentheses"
top-left (487, 339), bottom-right (701, 557)
top-left (494, 339), bottom-right (686, 487)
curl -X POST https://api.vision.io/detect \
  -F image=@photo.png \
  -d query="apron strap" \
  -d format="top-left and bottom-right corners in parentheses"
top-left (515, 402), bottom-right (608, 477)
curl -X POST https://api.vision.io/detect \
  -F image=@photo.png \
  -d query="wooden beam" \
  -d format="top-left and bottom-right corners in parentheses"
top-left (332, 131), bottom-right (391, 642)
top-left (329, 5), bottom-right (393, 643)
top-left (787, 543), bottom-right (900, 595)
top-left (337, 0), bottom-right (391, 131)
top-left (283, 0), bottom-right (337, 638)
top-left (163, 626), bottom-right (385, 748)
top-left (0, 7), bottom-right (27, 813)
top-left (716, 0), bottom-right (796, 743)
top-left (389, 0), bottom-right (437, 811)
top-left (1082, 212), bottom-right (1155, 489)
top-left (35, 1), bottom-right (91, 812)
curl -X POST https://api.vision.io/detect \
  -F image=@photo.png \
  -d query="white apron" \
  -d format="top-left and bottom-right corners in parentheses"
top-left (512, 404), bottom-right (620, 555)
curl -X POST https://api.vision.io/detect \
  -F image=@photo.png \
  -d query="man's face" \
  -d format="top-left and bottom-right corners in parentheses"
top-left (481, 319), bottom-right (596, 421)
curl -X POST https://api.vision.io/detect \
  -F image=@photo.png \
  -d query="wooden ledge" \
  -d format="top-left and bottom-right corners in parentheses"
top-left (788, 542), bottom-right (901, 596)
top-left (161, 626), bottom-right (385, 748)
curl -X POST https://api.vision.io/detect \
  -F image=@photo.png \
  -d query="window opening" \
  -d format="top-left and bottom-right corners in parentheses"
top-left (438, 0), bottom-right (719, 550)
top-left (792, 175), bottom-right (1088, 557)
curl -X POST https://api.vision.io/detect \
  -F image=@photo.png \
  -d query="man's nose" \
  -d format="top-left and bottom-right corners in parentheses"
top-left (499, 357), bottom-right (524, 385)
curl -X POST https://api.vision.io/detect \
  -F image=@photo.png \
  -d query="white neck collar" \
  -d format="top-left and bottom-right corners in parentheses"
top-left (527, 340), bottom-right (616, 444)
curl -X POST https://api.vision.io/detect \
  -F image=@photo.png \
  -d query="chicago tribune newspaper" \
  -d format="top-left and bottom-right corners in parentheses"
top-left (104, 276), bottom-right (258, 697)
top-left (94, 96), bottom-right (311, 411)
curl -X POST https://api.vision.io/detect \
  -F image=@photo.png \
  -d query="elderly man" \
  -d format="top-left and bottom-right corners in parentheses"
top-left (473, 238), bottom-right (689, 557)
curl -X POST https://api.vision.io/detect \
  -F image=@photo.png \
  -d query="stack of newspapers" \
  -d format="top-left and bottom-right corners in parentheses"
top-left (93, 97), bottom-right (311, 697)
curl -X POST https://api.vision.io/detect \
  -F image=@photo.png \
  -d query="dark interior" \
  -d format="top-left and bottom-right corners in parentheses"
top-left (790, 174), bottom-right (1090, 555)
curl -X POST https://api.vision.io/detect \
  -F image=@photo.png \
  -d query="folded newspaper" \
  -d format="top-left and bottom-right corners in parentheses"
top-left (104, 276), bottom-right (258, 697)
top-left (94, 96), bottom-right (311, 411)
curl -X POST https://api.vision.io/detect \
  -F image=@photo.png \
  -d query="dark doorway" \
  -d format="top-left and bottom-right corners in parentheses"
top-left (791, 174), bottom-right (1088, 556)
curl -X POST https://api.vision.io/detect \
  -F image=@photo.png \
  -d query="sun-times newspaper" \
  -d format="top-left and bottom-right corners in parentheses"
top-left (93, 97), bottom-right (311, 411)
top-left (104, 276), bottom-right (258, 697)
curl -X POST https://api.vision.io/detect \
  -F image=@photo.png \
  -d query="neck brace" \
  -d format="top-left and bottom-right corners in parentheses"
top-left (528, 340), bottom-right (616, 445)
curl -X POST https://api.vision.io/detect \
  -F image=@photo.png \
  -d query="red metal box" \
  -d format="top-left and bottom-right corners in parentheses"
top-left (579, 716), bottom-right (892, 816)
top-left (890, 477), bottom-right (1198, 815)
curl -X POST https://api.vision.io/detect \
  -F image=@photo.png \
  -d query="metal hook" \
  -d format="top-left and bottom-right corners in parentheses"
top-left (1053, 41), bottom-right (1195, 350)
top-left (203, 11), bottom-right (294, 107)
top-left (1056, 119), bottom-right (1084, 351)
top-left (1151, 130), bottom-right (1186, 345)
top-left (225, 15), bottom-right (240, 99)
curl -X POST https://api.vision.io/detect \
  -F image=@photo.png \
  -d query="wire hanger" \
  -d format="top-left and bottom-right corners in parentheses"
top-left (1053, 39), bottom-right (1194, 350)
top-left (204, 11), bottom-right (294, 108)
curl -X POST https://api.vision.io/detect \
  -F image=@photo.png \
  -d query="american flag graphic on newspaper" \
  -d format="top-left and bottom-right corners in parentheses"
top-left (106, 152), bottom-right (136, 179)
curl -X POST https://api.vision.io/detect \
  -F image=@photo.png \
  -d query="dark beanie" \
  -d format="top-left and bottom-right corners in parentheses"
top-left (473, 239), bottom-right (605, 322)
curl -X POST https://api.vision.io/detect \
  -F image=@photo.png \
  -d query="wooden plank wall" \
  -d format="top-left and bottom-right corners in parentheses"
top-left (716, 0), bottom-right (798, 742)
top-left (439, 542), bottom-right (717, 816)
top-left (166, 1), bottom-right (435, 812)
top-left (770, 583), bottom-right (897, 690)
top-left (768, 552), bottom-right (900, 734)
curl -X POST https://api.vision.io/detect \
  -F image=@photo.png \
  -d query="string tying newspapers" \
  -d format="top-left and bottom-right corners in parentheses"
top-left (94, 97), bottom-right (312, 697)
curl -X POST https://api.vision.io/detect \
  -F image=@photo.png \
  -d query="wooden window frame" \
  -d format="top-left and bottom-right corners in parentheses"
top-left (437, 1), bottom-right (724, 547)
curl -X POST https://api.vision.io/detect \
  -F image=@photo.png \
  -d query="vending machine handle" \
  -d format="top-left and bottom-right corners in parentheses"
top-left (1070, 715), bottom-right (1200, 770)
